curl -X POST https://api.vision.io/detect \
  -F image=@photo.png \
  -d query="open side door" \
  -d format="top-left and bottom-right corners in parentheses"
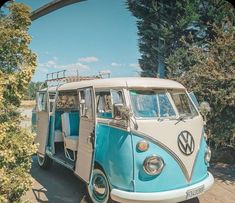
top-left (34, 91), bottom-right (50, 156)
top-left (75, 87), bottom-right (96, 183)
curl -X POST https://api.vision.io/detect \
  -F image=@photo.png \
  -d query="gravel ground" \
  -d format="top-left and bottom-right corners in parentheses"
top-left (23, 157), bottom-right (235, 203)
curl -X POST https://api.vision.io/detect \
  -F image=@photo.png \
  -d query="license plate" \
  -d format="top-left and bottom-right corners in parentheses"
top-left (186, 185), bottom-right (205, 199)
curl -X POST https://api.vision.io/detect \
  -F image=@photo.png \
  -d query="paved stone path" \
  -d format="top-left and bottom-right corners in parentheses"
top-left (23, 157), bottom-right (235, 203)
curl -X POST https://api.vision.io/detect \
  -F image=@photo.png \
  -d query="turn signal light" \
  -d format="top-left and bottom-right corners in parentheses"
top-left (137, 140), bottom-right (149, 152)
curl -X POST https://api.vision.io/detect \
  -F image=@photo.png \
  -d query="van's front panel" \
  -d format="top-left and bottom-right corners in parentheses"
top-left (95, 122), bottom-right (134, 192)
top-left (110, 88), bottom-right (214, 202)
top-left (133, 116), bottom-right (205, 183)
top-left (131, 130), bottom-right (208, 192)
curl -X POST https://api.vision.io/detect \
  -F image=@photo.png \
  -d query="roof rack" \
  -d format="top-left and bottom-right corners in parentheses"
top-left (46, 70), bottom-right (67, 83)
top-left (38, 69), bottom-right (112, 91)
top-left (42, 69), bottom-right (104, 89)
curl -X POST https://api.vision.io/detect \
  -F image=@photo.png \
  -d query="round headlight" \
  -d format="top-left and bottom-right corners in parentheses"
top-left (137, 140), bottom-right (149, 152)
top-left (205, 146), bottom-right (211, 164)
top-left (143, 155), bottom-right (164, 175)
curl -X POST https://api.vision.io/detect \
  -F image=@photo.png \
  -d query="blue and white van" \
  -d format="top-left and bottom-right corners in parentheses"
top-left (35, 77), bottom-right (214, 203)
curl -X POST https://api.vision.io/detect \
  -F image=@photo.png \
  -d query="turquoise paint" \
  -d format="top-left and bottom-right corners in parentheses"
top-left (95, 125), bottom-right (208, 193)
top-left (97, 112), bottom-right (112, 119)
top-left (132, 134), bottom-right (187, 192)
top-left (191, 137), bottom-right (208, 183)
top-left (69, 111), bottom-right (80, 136)
top-left (31, 107), bottom-right (36, 126)
top-left (94, 123), bottom-right (134, 191)
top-left (54, 111), bottom-right (79, 136)
top-left (131, 133), bottom-right (208, 192)
top-left (55, 111), bottom-right (64, 131)
top-left (47, 115), bottom-right (54, 148)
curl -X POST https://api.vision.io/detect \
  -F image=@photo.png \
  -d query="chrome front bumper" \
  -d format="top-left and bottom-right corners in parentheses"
top-left (111, 172), bottom-right (214, 203)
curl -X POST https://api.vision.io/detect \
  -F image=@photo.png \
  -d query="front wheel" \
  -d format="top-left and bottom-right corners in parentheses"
top-left (87, 168), bottom-right (113, 203)
top-left (37, 153), bottom-right (53, 169)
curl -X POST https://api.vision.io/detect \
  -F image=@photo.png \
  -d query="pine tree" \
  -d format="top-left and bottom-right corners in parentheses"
top-left (127, 0), bottom-right (234, 77)
top-left (127, 0), bottom-right (200, 77)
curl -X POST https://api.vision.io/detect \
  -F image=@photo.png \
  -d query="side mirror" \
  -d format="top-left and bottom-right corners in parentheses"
top-left (199, 101), bottom-right (211, 124)
top-left (80, 99), bottom-right (85, 105)
top-left (80, 99), bottom-right (87, 117)
top-left (113, 104), bottom-right (132, 120)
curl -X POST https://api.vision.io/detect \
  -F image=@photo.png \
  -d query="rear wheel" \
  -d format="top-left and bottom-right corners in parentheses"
top-left (37, 154), bottom-right (53, 169)
top-left (87, 168), bottom-right (113, 203)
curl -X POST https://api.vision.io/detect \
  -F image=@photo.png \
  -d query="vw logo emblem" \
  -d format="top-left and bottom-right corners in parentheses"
top-left (178, 131), bottom-right (195, 155)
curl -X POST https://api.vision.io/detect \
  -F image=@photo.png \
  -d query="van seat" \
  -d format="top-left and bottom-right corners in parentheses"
top-left (54, 130), bottom-right (63, 142)
top-left (54, 111), bottom-right (64, 142)
top-left (55, 111), bottom-right (64, 131)
top-left (61, 112), bottom-right (79, 152)
top-left (69, 111), bottom-right (80, 136)
top-left (54, 111), bottom-right (79, 142)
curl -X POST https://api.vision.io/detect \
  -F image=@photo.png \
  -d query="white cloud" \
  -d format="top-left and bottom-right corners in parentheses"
top-left (38, 60), bottom-right (91, 74)
top-left (78, 56), bottom-right (99, 63)
top-left (38, 60), bottom-right (57, 69)
top-left (129, 63), bottom-right (140, 69)
top-left (53, 56), bottom-right (58, 61)
top-left (60, 62), bottom-right (90, 71)
top-left (111, 62), bottom-right (122, 67)
top-left (40, 67), bottom-right (49, 73)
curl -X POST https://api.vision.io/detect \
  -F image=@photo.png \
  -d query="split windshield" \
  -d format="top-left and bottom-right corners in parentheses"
top-left (130, 90), bottom-right (198, 119)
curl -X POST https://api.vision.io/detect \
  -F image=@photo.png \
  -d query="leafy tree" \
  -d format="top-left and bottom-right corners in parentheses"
top-left (127, 0), bottom-right (234, 77)
top-left (166, 21), bottom-right (235, 141)
top-left (24, 81), bottom-right (43, 100)
top-left (0, 2), bottom-right (37, 202)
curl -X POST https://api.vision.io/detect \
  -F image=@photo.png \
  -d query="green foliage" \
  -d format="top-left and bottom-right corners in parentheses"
top-left (166, 21), bottom-right (235, 140)
top-left (127, 0), bottom-right (199, 76)
top-left (0, 2), bottom-right (37, 202)
top-left (127, 0), bottom-right (234, 76)
top-left (24, 81), bottom-right (43, 100)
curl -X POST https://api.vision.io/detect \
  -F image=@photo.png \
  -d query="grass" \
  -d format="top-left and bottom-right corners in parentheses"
top-left (21, 100), bottom-right (36, 108)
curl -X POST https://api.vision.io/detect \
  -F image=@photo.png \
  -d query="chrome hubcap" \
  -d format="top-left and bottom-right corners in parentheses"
top-left (92, 174), bottom-right (108, 201)
top-left (38, 155), bottom-right (44, 165)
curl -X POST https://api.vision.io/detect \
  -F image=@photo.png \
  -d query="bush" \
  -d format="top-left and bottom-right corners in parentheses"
top-left (166, 21), bottom-right (235, 141)
top-left (0, 2), bottom-right (37, 202)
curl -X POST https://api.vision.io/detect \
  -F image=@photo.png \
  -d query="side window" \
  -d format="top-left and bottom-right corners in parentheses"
top-left (56, 92), bottom-right (78, 111)
top-left (80, 88), bottom-right (93, 119)
top-left (96, 91), bottom-right (112, 119)
top-left (111, 90), bottom-right (123, 105)
top-left (38, 92), bottom-right (47, 112)
top-left (49, 93), bottom-right (56, 113)
top-left (96, 90), bottom-right (124, 119)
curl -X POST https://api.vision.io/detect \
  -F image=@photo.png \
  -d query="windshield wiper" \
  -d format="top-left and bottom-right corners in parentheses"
top-left (175, 115), bottom-right (187, 125)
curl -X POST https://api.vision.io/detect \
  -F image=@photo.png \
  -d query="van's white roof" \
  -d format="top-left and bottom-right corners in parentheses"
top-left (54, 77), bottom-right (185, 91)
top-left (40, 77), bottom-right (185, 92)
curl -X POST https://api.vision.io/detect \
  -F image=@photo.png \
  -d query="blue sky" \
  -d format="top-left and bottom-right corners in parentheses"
top-left (16, 0), bottom-right (141, 81)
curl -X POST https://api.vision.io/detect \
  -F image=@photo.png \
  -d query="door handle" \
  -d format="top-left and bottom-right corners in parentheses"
top-left (87, 135), bottom-right (91, 143)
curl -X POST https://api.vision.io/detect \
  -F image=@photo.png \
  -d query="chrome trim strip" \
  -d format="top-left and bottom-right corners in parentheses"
top-left (189, 129), bottom-right (205, 181)
top-left (97, 119), bottom-right (129, 132)
top-left (131, 129), bottom-right (203, 182)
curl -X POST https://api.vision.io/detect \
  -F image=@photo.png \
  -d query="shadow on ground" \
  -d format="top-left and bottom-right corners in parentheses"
top-left (181, 198), bottom-right (199, 203)
top-left (27, 156), bottom-right (234, 203)
top-left (28, 156), bottom-right (91, 203)
top-left (209, 163), bottom-right (235, 185)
